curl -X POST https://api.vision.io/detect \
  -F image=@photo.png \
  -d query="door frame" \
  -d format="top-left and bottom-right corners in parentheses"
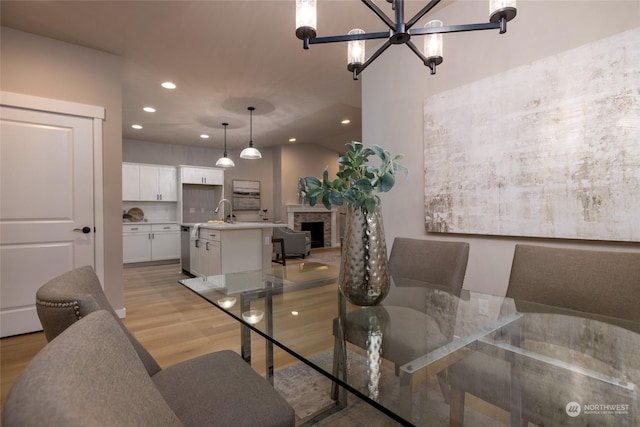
top-left (1, 91), bottom-right (105, 286)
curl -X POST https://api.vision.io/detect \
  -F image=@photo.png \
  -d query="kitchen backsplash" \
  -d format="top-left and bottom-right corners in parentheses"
top-left (123, 201), bottom-right (177, 222)
top-left (181, 184), bottom-right (223, 223)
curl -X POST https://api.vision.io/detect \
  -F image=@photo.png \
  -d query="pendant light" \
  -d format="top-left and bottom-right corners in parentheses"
top-left (240, 106), bottom-right (262, 160)
top-left (215, 122), bottom-right (235, 168)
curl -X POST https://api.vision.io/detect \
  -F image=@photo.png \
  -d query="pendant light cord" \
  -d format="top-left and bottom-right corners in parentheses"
top-left (223, 122), bottom-right (228, 155)
top-left (248, 106), bottom-right (255, 148)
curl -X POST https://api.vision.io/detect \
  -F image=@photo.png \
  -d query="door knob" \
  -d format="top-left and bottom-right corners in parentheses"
top-left (73, 226), bottom-right (92, 234)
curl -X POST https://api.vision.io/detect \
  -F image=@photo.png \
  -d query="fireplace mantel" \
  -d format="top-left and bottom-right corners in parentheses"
top-left (286, 204), bottom-right (339, 247)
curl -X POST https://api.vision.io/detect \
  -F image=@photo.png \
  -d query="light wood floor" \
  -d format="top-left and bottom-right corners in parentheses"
top-left (1, 258), bottom-right (336, 415)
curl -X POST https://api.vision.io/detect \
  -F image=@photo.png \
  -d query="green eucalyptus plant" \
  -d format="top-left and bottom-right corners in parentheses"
top-left (298, 141), bottom-right (408, 214)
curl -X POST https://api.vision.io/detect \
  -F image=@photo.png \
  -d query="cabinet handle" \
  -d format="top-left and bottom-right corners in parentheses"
top-left (195, 240), bottom-right (200, 248)
top-left (163, 226), bottom-right (170, 230)
top-left (205, 242), bottom-right (210, 251)
top-left (130, 227), bottom-right (139, 231)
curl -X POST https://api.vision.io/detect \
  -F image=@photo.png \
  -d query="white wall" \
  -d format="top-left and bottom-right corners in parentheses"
top-left (276, 143), bottom-right (341, 218)
top-left (1, 27), bottom-right (125, 309)
top-left (362, 1), bottom-right (640, 295)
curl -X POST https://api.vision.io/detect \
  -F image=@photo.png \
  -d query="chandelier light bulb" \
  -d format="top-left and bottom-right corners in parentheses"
top-left (424, 20), bottom-right (443, 60)
top-left (490, 0), bottom-right (517, 32)
top-left (347, 29), bottom-right (365, 71)
top-left (295, 0), bottom-right (317, 39)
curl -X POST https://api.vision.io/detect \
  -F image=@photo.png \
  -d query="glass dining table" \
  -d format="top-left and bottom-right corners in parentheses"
top-left (179, 262), bottom-right (639, 426)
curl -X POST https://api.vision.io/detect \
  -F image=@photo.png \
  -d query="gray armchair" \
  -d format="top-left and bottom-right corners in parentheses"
top-left (3, 310), bottom-right (294, 427)
top-left (31, 266), bottom-right (295, 427)
top-left (273, 227), bottom-right (311, 259)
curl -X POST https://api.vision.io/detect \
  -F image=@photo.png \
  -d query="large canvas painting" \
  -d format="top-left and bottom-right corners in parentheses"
top-left (424, 28), bottom-right (639, 241)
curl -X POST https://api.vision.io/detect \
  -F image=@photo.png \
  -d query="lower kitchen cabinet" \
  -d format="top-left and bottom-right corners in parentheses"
top-left (193, 229), bottom-right (221, 277)
top-left (123, 223), bottom-right (180, 263)
top-left (188, 227), bottom-right (261, 276)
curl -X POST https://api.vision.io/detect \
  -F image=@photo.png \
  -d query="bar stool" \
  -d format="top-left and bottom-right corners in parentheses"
top-left (272, 237), bottom-right (286, 265)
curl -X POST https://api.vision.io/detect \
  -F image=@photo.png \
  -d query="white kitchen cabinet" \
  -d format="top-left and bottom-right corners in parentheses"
top-left (122, 163), bottom-right (140, 200)
top-left (123, 223), bottom-right (179, 263)
top-left (188, 227), bottom-right (261, 276)
top-left (123, 224), bottom-right (152, 263)
top-left (190, 238), bottom-right (202, 276)
top-left (139, 165), bottom-right (177, 201)
top-left (198, 228), bottom-right (221, 276)
top-left (151, 224), bottom-right (180, 260)
top-left (181, 166), bottom-right (224, 185)
top-left (123, 163), bottom-right (177, 202)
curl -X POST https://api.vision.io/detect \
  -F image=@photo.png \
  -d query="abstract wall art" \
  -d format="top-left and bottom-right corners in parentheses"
top-left (232, 180), bottom-right (261, 210)
top-left (423, 28), bottom-right (639, 241)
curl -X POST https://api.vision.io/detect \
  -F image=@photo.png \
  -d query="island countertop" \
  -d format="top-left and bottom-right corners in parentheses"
top-left (182, 222), bottom-right (287, 230)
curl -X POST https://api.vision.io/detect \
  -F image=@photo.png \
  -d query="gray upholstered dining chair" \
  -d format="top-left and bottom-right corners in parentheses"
top-left (33, 266), bottom-right (295, 427)
top-left (332, 238), bottom-right (470, 400)
top-left (447, 244), bottom-right (640, 426)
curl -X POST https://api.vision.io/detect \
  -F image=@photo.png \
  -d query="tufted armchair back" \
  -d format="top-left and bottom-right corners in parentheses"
top-left (36, 265), bottom-right (161, 376)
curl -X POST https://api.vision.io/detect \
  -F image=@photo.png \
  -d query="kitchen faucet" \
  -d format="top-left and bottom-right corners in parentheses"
top-left (214, 199), bottom-right (233, 223)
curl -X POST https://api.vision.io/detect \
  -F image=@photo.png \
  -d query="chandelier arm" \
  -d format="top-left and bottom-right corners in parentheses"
top-left (405, 40), bottom-right (429, 64)
top-left (361, 0), bottom-right (396, 31)
top-left (409, 21), bottom-right (500, 36)
top-left (354, 39), bottom-right (394, 79)
top-left (308, 31), bottom-right (389, 45)
top-left (405, 0), bottom-right (442, 30)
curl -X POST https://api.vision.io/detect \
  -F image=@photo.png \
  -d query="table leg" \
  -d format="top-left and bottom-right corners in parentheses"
top-left (265, 284), bottom-right (274, 385)
top-left (240, 295), bottom-right (252, 364)
top-left (509, 319), bottom-right (525, 427)
top-left (399, 369), bottom-right (414, 421)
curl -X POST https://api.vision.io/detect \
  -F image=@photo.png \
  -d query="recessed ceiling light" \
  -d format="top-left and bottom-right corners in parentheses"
top-left (131, 124), bottom-right (143, 129)
top-left (341, 119), bottom-right (351, 124)
top-left (289, 138), bottom-right (296, 142)
top-left (143, 107), bottom-right (156, 113)
top-left (200, 134), bottom-right (210, 139)
top-left (161, 81), bottom-right (176, 89)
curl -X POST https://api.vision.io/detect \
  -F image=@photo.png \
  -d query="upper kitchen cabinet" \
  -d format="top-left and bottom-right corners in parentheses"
top-left (123, 162), bottom-right (177, 202)
top-left (139, 165), bottom-right (177, 201)
top-left (122, 163), bottom-right (140, 200)
top-left (181, 166), bottom-right (224, 185)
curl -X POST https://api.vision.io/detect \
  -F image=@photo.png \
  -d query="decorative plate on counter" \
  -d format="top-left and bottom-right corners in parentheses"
top-left (127, 207), bottom-right (144, 222)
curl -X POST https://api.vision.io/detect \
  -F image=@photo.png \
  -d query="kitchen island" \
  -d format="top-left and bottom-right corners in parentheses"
top-left (182, 222), bottom-right (287, 277)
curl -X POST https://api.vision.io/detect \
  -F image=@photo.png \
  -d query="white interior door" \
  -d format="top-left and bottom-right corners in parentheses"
top-left (1, 105), bottom-right (96, 337)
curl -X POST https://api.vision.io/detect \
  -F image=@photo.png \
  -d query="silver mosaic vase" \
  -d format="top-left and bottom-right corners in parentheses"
top-left (338, 205), bottom-right (390, 306)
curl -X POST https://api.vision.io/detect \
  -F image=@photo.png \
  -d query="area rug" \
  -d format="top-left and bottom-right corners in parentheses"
top-left (305, 250), bottom-right (342, 266)
top-left (272, 349), bottom-right (501, 426)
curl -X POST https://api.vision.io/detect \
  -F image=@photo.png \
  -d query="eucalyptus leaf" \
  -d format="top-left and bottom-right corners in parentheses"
top-left (299, 141), bottom-right (406, 214)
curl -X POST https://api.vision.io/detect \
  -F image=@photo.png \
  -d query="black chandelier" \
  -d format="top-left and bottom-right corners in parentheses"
top-left (295, 0), bottom-right (517, 80)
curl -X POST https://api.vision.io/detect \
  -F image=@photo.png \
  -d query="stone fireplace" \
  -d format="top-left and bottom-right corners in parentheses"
top-left (286, 204), bottom-right (340, 248)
